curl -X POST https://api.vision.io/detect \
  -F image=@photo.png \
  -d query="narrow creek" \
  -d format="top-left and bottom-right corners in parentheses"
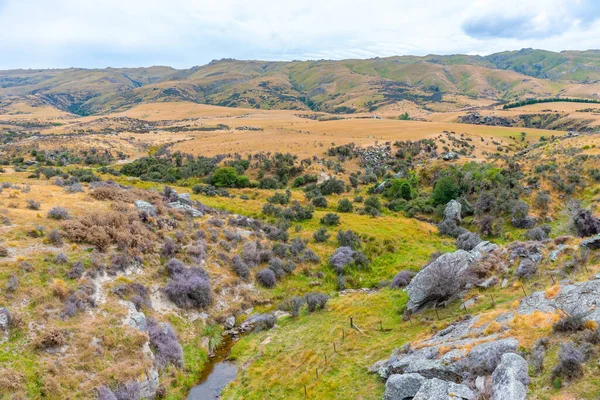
top-left (187, 336), bottom-right (238, 400)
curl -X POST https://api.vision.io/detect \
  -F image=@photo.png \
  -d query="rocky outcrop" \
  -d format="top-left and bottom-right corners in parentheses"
top-left (518, 277), bottom-right (600, 320)
top-left (373, 313), bottom-right (526, 400)
top-left (581, 234), bottom-right (600, 250)
top-left (406, 241), bottom-right (498, 312)
top-left (0, 307), bottom-right (10, 342)
top-left (413, 378), bottom-right (475, 400)
top-left (134, 200), bottom-right (157, 216)
top-left (122, 301), bottom-right (148, 332)
top-left (384, 373), bottom-right (426, 400)
top-left (444, 200), bottom-right (462, 224)
top-left (490, 353), bottom-right (529, 400)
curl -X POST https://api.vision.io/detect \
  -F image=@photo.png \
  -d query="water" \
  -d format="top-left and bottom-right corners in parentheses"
top-left (187, 336), bottom-right (237, 400)
top-left (187, 361), bottom-right (237, 399)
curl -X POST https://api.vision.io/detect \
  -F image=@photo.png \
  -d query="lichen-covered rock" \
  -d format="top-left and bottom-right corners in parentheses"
top-left (123, 301), bottom-right (147, 332)
top-left (518, 279), bottom-right (600, 321)
top-left (444, 200), bottom-right (462, 224)
top-left (490, 353), bottom-right (529, 400)
top-left (134, 200), bottom-right (157, 216)
top-left (456, 338), bottom-right (519, 375)
top-left (139, 368), bottom-right (160, 399)
top-left (412, 377), bottom-right (475, 400)
top-left (0, 307), bottom-right (11, 342)
top-left (383, 373), bottom-right (426, 400)
top-left (581, 234), bottom-right (600, 250)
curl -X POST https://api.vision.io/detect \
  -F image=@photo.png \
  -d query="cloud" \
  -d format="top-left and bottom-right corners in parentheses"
top-left (0, 0), bottom-right (599, 68)
top-left (462, 0), bottom-right (600, 40)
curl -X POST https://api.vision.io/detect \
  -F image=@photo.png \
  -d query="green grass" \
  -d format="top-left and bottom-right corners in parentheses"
top-left (223, 289), bottom-right (417, 400)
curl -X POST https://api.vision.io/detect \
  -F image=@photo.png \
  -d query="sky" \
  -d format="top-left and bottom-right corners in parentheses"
top-left (1, 0), bottom-right (600, 69)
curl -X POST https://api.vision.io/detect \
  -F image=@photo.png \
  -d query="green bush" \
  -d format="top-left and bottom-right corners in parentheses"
top-left (337, 199), bottom-right (353, 213)
top-left (431, 176), bottom-right (459, 205)
top-left (320, 213), bottom-right (340, 226)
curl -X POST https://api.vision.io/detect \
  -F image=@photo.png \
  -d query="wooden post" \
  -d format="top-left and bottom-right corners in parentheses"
top-left (333, 342), bottom-right (337, 353)
top-left (550, 274), bottom-right (556, 284)
top-left (304, 385), bottom-right (307, 397)
top-left (489, 293), bottom-right (495, 305)
top-left (324, 353), bottom-right (328, 366)
top-left (350, 316), bottom-right (354, 328)
top-left (520, 283), bottom-right (527, 297)
top-left (342, 329), bottom-right (345, 340)
top-left (462, 301), bottom-right (467, 312)
top-left (316, 368), bottom-right (319, 380)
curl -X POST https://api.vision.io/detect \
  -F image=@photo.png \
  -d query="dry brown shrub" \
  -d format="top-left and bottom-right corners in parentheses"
top-left (35, 329), bottom-right (68, 350)
top-left (62, 210), bottom-right (154, 252)
top-left (0, 368), bottom-right (25, 391)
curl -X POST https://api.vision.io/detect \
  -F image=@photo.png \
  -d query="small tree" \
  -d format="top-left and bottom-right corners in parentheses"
top-left (431, 176), bottom-right (459, 206)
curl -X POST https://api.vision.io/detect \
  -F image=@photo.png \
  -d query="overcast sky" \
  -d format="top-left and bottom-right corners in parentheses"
top-left (1, 0), bottom-right (599, 69)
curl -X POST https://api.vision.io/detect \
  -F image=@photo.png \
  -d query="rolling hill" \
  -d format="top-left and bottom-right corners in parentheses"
top-left (1, 49), bottom-right (600, 116)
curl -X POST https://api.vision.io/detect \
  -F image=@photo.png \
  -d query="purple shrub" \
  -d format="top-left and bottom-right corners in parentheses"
top-left (330, 246), bottom-right (355, 274)
top-left (66, 261), bottom-right (84, 280)
top-left (242, 241), bottom-right (259, 266)
top-left (147, 318), bottom-right (184, 369)
top-left (47, 206), bottom-right (70, 220)
top-left (257, 268), bottom-right (276, 288)
top-left (97, 386), bottom-right (118, 400)
top-left (305, 292), bottom-right (329, 312)
top-left (54, 252), bottom-right (68, 264)
top-left (231, 255), bottom-right (250, 280)
top-left (113, 381), bottom-right (141, 400)
top-left (163, 260), bottom-right (212, 309)
top-left (390, 270), bottom-right (415, 289)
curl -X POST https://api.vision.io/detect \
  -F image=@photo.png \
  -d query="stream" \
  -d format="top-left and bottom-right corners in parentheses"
top-left (187, 336), bottom-right (238, 400)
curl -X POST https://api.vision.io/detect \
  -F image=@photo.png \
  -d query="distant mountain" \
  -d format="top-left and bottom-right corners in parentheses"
top-left (1, 49), bottom-right (599, 115)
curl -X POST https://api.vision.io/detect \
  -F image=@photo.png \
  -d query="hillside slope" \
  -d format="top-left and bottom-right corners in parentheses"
top-left (1, 49), bottom-right (600, 115)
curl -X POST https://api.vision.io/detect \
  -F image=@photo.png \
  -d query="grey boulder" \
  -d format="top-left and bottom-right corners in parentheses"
top-left (413, 378), bottom-right (475, 400)
top-left (490, 353), bottom-right (529, 400)
top-left (384, 373), bottom-right (426, 400)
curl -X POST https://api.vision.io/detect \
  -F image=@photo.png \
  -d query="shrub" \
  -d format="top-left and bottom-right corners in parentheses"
top-left (511, 201), bottom-right (536, 229)
top-left (318, 178), bottom-right (345, 195)
top-left (390, 270), bottom-right (415, 289)
top-left (54, 252), bottom-right (68, 264)
top-left (455, 231), bottom-right (481, 251)
top-left (35, 329), bottom-right (67, 350)
top-left (163, 261), bottom-right (212, 309)
top-left (161, 238), bottom-right (178, 257)
top-left (62, 283), bottom-right (96, 318)
top-left (438, 219), bottom-right (467, 238)
top-left (257, 268), bottom-right (276, 288)
top-left (530, 338), bottom-right (548, 374)
top-left (66, 261), bottom-right (84, 280)
top-left (313, 227), bottom-right (331, 243)
top-left (553, 313), bottom-right (587, 333)
top-left (47, 206), bottom-right (70, 220)
top-left (302, 248), bottom-right (321, 263)
top-left (48, 229), bottom-right (63, 246)
top-left (113, 382), bottom-right (141, 400)
top-left (526, 226), bottom-right (549, 241)
top-left (305, 293), bottom-right (329, 312)
top-left (279, 296), bottom-right (305, 317)
top-left (97, 386), bottom-right (118, 400)
top-left (267, 191), bottom-right (291, 205)
top-left (231, 255), bottom-right (250, 280)
top-left (573, 209), bottom-right (600, 237)
top-left (147, 318), bottom-right (184, 369)
top-left (431, 176), bottom-right (459, 206)
top-left (336, 230), bottom-right (361, 249)
top-left (246, 313), bottom-right (277, 331)
top-left (26, 199), bottom-right (40, 210)
top-left (6, 275), bottom-right (18, 293)
top-left (337, 199), bottom-right (353, 213)
top-left (242, 241), bottom-right (260, 267)
top-left (268, 258), bottom-right (285, 279)
top-left (364, 196), bottom-right (381, 216)
top-left (551, 342), bottom-right (583, 380)
top-left (312, 196), bottom-right (328, 208)
top-left (320, 213), bottom-right (340, 226)
top-left (211, 167), bottom-right (241, 188)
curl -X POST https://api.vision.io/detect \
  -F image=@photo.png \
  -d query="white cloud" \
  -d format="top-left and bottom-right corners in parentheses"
top-left (0, 0), bottom-right (598, 68)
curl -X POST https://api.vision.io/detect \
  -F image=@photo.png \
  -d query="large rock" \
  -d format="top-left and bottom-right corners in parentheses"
top-left (490, 353), bottom-right (529, 400)
top-left (456, 338), bottom-right (519, 375)
top-left (0, 307), bottom-right (10, 342)
top-left (384, 373), bottom-right (426, 400)
top-left (406, 248), bottom-right (481, 313)
top-left (122, 301), bottom-right (147, 332)
top-left (518, 279), bottom-right (600, 321)
top-left (168, 201), bottom-right (204, 217)
top-left (373, 346), bottom-right (462, 382)
top-left (444, 200), bottom-right (462, 224)
top-left (581, 234), bottom-right (600, 250)
top-left (412, 378), bottom-right (475, 400)
top-left (134, 200), bottom-right (157, 216)
top-left (139, 368), bottom-right (160, 399)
